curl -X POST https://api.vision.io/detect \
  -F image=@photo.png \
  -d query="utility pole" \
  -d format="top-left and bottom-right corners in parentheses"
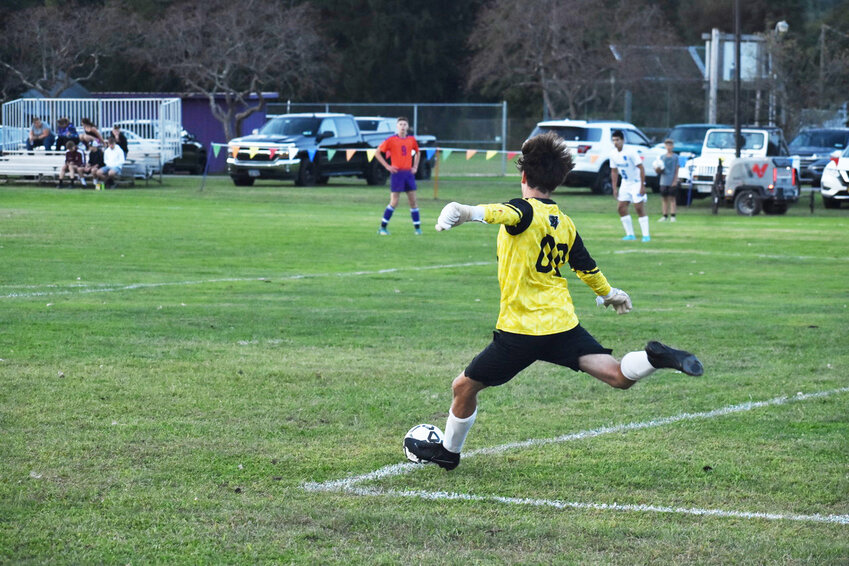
top-left (734, 0), bottom-right (741, 158)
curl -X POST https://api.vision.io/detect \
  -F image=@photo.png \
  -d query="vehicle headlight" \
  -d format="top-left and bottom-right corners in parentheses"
top-left (822, 164), bottom-right (839, 178)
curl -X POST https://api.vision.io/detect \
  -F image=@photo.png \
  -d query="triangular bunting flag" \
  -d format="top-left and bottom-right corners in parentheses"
top-left (366, 149), bottom-right (376, 162)
top-left (269, 148), bottom-right (277, 159)
top-left (486, 151), bottom-right (498, 160)
top-left (466, 150), bottom-right (477, 160)
top-left (346, 149), bottom-right (356, 162)
top-left (307, 149), bottom-right (317, 161)
top-left (231, 146), bottom-right (239, 158)
top-left (425, 149), bottom-right (436, 161)
top-left (507, 151), bottom-right (518, 160)
top-left (249, 146), bottom-right (259, 158)
top-left (212, 144), bottom-right (221, 158)
top-left (442, 149), bottom-right (453, 161)
top-left (327, 149), bottom-right (337, 161)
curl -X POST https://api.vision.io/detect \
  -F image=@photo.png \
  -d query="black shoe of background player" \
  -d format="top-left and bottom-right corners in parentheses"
top-left (646, 341), bottom-right (704, 376)
top-left (404, 438), bottom-right (461, 470)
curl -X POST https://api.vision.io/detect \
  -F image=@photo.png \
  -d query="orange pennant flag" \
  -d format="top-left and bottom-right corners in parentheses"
top-left (346, 149), bottom-right (356, 162)
top-left (466, 150), bottom-right (477, 160)
top-left (231, 146), bottom-right (239, 158)
top-left (486, 151), bottom-right (498, 160)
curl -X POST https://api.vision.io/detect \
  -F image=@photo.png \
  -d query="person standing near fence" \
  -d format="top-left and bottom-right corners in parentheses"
top-left (374, 117), bottom-right (422, 235)
top-left (657, 139), bottom-right (680, 222)
top-left (610, 130), bottom-right (650, 242)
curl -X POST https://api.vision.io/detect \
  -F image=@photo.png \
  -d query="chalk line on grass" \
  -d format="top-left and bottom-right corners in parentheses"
top-left (0, 261), bottom-right (492, 300)
top-left (304, 387), bottom-right (849, 526)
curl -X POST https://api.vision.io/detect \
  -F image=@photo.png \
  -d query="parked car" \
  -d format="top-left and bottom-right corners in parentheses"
top-left (529, 119), bottom-right (665, 194)
top-left (227, 113), bottom-right (389, 186)
top-left (820, 145), bottom-right (849, 208)
top-left (355, 116), bottom-right (437, 180)
top-left (163, 130), bottom-right (207, 174)
top-left (652, 123), bottom-right (730, 157)
top-left (788, 128), bottom-right (849, 186)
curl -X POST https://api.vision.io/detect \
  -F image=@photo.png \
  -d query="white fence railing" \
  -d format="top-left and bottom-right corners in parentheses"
top-left (1, 97), bottom-right (182, 168)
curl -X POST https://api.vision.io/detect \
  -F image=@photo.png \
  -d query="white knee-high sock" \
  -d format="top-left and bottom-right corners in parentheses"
top-left (620, 215), bottom-right (634, 236)
top-left (621, 350), bottom-right (656, 381)
top-left (638, 215), bottom-right (650, 236)
top-left (443, 409), bottom-right (477, 453)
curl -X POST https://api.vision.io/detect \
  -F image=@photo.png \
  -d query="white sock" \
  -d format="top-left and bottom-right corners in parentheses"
top-left (620, 215), bottom-right (634, 236)
top-left (638, 215), bottom-right (650, 236)
top-left (443, 409), bottom-right (477, 453)
top-left (620, 350), bottom-right (657, 381)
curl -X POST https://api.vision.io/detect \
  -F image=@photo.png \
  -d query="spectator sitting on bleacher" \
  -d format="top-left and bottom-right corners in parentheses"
top-left (82, 140), bottom-right (105, 180)
top-left (96, 137), bottom-right (125, 188)
top-left (54, 117), bottom-right (80, 150)
top-left (57, 141), bottom-right (86, 189)
top-left (26, 117), bottom-right (55, 151)
top-left (108, 124), bottom-right (129, 156)
top-left (79, 118), bottom-right (104, 149)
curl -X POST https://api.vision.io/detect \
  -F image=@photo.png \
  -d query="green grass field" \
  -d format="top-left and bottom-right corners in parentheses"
top-left (1, 175), bottom-right (847, 564)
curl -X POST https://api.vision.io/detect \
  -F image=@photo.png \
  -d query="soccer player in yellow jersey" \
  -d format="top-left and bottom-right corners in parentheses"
top-left (404, 132), bottom-right (703, 470)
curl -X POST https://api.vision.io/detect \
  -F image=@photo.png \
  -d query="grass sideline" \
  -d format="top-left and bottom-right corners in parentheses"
top-left (1, 175), bottom-right (847, 564)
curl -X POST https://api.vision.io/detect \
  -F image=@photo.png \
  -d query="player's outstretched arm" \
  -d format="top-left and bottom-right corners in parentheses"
top-left (595, 287), bottom-right (632, 314)
top-left (435, 202), bottom-right (485, 231)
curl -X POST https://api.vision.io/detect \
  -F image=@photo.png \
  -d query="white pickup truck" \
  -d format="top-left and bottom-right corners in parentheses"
top-left (679, 127), bottom-right (799, 215)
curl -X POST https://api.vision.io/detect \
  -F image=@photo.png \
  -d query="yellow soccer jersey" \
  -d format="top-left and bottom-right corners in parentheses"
top-left (481, 197), bottom-right (612, 335)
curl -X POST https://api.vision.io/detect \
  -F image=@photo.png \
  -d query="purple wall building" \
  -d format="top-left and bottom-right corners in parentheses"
top-left (96, 92), bottom-right (278, 173)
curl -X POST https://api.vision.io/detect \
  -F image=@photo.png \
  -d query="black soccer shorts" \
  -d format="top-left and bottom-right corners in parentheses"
top-left (464, 325), bottom-right (612, 386)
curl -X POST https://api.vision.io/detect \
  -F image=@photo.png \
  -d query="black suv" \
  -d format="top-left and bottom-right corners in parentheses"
top-left (788, 128), bottom-right (849, 186)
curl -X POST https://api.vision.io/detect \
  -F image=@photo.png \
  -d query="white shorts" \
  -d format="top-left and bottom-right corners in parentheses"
top-left (617, 181), bottom-right (647, 203)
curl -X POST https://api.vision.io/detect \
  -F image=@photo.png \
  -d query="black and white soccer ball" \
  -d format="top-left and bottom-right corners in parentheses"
top-left (403, 423), bottom-right (444, 463)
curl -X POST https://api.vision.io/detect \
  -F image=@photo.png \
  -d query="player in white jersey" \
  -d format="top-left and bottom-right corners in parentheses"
top-left (609, 130), bottom-right (650, 242)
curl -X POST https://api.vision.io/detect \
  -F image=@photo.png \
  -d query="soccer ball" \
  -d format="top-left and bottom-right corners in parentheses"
top-left (652, 157), bottom-right (665, 174)
top-left (403, 423), bottom-right (444, 463)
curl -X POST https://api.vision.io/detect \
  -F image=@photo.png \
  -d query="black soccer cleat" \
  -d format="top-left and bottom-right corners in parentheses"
top-left (404, 438), bottom-right (461, 470)
top-left (646, 341), bottom-right (704, 377)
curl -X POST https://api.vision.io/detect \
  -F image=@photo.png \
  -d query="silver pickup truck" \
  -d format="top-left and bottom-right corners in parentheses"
top-left (680, 127), bottom-right (800, 215)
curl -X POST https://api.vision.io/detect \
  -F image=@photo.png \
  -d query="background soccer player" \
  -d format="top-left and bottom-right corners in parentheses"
top-left (374, 117), bottom-right (421, 235)
top-left (404, 132), bottom-right (703, 470)
top-left (610, 130), bottom-right (650, 242)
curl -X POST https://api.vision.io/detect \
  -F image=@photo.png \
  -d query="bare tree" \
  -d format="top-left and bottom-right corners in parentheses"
top-left (467, 0), bottom-right (677, 119)
top-left (0, 3), bottom-right (120, 96)
top-left (144, 0), bottom-right (329, 141)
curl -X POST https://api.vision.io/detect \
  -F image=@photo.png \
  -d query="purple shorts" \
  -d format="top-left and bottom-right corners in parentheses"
top-left (390, 170), bottom-right (417, 192)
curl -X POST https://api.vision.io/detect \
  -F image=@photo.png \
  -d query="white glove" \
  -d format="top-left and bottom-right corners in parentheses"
top-left (435, 202), bottom-right (485, 231)
top-left (595, 288), bottom-right (632, 314)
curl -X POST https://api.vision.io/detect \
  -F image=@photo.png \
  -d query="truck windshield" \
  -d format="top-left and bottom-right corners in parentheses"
top-left (706, 131), bottom-right (765, 150)
top-left (259, 117), bottom-right (320, 137)
top-left (789, 130), bottom-right (849, 150)
top-left (531, 126), bottom-right (602, 142)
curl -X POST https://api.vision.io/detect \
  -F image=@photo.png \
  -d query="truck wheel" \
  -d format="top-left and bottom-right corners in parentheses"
top-left (231, 175), bottom-right (254, 186)
top-left (416, 160), bottom-right (432, 180)
top-left (295, 157), bottom-right (318, 186)
top-left (734, 189), bottom-right (762, 216)
top-left (366, 161), bottom-right (388, 185)
top-left (592, 163), bottom-right (612, 194)
top-left (762, 201), bottom-right (788, 215)
top-left (822, 196), bottom-right (840, 209)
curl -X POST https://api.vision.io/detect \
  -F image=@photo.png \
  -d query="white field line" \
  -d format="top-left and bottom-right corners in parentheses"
top-left (4, 245), bottom-right (844, 299)
top-left (341, 486), bottom-right (849, 526)
top-left (303, 387), bottom-right (849, 525)
top-left (0, 261), bottom-right (492, 300)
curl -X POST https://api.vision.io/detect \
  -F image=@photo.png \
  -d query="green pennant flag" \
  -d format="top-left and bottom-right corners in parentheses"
top-left (212, 143), bottom-right (221, 158)
top-left (326, 149), bottom-right (337, 162)
top-left (442, 149), bottom-right (453, 161)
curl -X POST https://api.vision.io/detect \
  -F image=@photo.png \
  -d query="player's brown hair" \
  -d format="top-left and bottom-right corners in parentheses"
top-left (516, 131), bottom-right (574, 193)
